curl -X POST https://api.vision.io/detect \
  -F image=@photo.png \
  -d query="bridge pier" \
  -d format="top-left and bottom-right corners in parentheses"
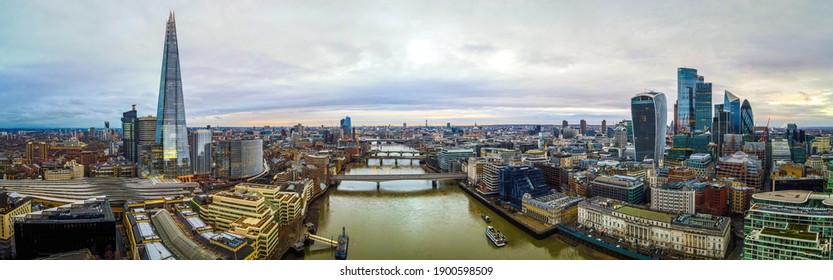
top-left (432, 180), bottom-right (437, 188)
top-left (376, 182), bottom-right (381, 189)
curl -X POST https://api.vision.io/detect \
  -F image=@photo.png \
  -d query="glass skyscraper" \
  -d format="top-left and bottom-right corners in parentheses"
top-left (215, 139), bottom-right (264, 179)
top-left (340, 116), bottom-right (352, 139)
top-left (631, 91), bottom-right (668, 168)
top-left (121, 105), bottom-right (138, 163)
top-left (694, 77), bottom-right (712, 132)
top-left (677, 68), bottom-right (698, 134)
top-left (190, 129), bottom-right (212, 175)
top-left (740, 99), bottom-right (754, 137)
top-left (155, 12), bottom-right (190, 176)
top-left (724, 91), bottom-right (741, 134)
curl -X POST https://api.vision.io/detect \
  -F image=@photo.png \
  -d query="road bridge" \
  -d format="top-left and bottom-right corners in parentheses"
top-left (331, 173), bottom-right (466, 182)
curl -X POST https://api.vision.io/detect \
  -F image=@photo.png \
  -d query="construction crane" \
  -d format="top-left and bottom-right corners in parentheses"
top-left (760, 118), bottom-right (771, 142)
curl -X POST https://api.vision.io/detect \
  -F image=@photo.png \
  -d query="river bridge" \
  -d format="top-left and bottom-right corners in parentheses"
top-left (331, 173), bottom-right (466, 182)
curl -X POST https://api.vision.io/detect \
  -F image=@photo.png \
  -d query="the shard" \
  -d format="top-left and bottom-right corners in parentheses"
top-left (155, 12), bottom-right (190, 176)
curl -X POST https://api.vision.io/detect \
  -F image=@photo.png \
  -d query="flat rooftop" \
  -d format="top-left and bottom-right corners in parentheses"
top-left (14, 196), bottom-right (113, 223)
top-left (615, 206), bottom-right (673, 224)
top-left (752, 190), bottom-right (813, 204)
top-left (760, 226), bottom-right (818, 242)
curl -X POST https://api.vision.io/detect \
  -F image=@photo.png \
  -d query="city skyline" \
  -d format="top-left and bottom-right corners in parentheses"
top-left (1, 1), bottom-right (832, 128)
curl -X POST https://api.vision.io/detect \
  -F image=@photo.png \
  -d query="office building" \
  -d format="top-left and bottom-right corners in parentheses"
top-left (0, 192), bottom-right (31, 259)
top-left (724, 91), bottom-right (741, 134)
top-left (215, 139), bottom-right (264, 179)
top-left (521, 192), bottom-right (584, 225)
top-left (740, 100), bottom-right (754, 137)
top-left (121, 105), bottom-right (138, 162)
top-left (651, 181), bottom-right (702, 214)
top-left (437, 149), bottom-right (475, 172)
top-left (813, 136), bottom-right (831, 154)
top-left (712, 104), bottom-right (730, 158)
top-left (579, 197), bottom-right (731, 259)
top-left (694, 77), bottom-right (712, 132)
top-left (589, 175), bottom-right (645, 204)
top-left (743, 190), bottom-right (833, 259)
top-left (13, 196), bottom-right (116, 260)
top-left (580, 119), bottom-right (587, 135)
top-left (684, 153), bottom-right (715, 181)
top-left (601, 120), bottom-right (607, 137)
top-left (702, 184), bottom-right (728, 216)
top-left (677, 68), bottom-right (698, 133)
top-left (340, 116), bottom-right (352, 140)
top-left (717, 151), bottom-right (763, 190)
top-left (190, 130), bottom-right (212, 175)
top-left (631, 91), bottom-right (668, 167)
top-left (189, 191), bottom-right (280, 259)
top-left (154, 12), bottom-right (191, 176)
top-left (498, 165), bottom-right (550, 209)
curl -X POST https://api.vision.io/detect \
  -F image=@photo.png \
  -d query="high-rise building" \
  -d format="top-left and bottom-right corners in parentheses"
top-left (601, 120), bottom-right (607, 137)
top-left (613, 126), bottom-right (628, 148)
top-left (121, 105), bottom-right (138, 163)
top-left (25, 142), bottom-right (49, 164)
top-left (562, 120), bottom-right (568, 130)
top-left (724, 91), bottom-right (741, 134)
top-left (694, 78), bottom-right (712, 132)
top-left (340, 116), bottom-right (352, 140)
top-left (740, 99), bottom-right (754, 137)
top-left (631, 91), bottom-right (668, 167)
top-left (154, 12), bottom-right (190, 176)
top-left (580, 119), bottom-right (587, 135)
top-left (677, 68), bottom-right (698, 133)
top-left (712, 104), bottom-right (730, 158)
top-left (190, 130), bottom-right (212, 175)
top-left (623, 120), bottom-right (634, 143)
top-left (215, 139), bottom-right (264, 179)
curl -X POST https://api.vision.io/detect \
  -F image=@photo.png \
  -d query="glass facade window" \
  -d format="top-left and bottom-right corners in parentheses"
top-left (631, 91), bottom-right (667, 168)
top-left (741, 99), bottom-right (754, 137)
top-left (694, 80), bottom-right (712, 132)
top-left (677, 68), bottom-right (698, 133)
top-left (155, 13), bottom-right (190, 176)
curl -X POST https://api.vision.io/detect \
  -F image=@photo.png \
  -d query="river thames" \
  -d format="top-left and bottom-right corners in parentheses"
top-left (304, 145), bottom-right (612, 260)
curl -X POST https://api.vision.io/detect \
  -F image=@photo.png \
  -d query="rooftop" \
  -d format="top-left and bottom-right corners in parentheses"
top-left (672, 213), bottom-right (729, 232)
top-left (615, 206), bottom-right (673, 224)
top-left (14, 196), bottom-right (113, 223)
top-left (760, 226), bottom-right (818, 242)
top-left (752, 190), bottom-right (812, 204)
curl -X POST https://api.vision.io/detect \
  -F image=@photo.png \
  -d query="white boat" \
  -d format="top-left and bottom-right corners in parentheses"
top-left (485, 226), bottom-right (506, 247)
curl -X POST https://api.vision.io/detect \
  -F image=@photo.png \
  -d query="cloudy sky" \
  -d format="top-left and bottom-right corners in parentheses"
top-left (1, 0), bottom-right (832, 128)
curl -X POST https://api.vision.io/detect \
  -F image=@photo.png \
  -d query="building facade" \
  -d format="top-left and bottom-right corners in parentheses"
top-left (13, 197), bottom-right (116, 260)
top-left (651, 182), bottom-right (699, 214)
top-left (589, 175), bottom-right (646, 204)
top-left (154, 13), bottom-right (191, 176)
top-left (631, 91), bottom-right (668, 167)
top-left (521, 193), bottom-right (584, 225)
top-left (190, 129), bottom-right (212, 175)
top-left (121, 105), bottom-right (138, 163)
top-left (578, 197), bottom-right (731, 259)
top-left (743, 190), bottom-right (833, 259)
top-left (215, 139), bottom-right (264, 179)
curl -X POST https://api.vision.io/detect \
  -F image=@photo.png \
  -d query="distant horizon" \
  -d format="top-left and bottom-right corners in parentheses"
top-left (3, 123), bottom-right (833, 130)
top-left (1, 1), bottom-right (832, 128)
